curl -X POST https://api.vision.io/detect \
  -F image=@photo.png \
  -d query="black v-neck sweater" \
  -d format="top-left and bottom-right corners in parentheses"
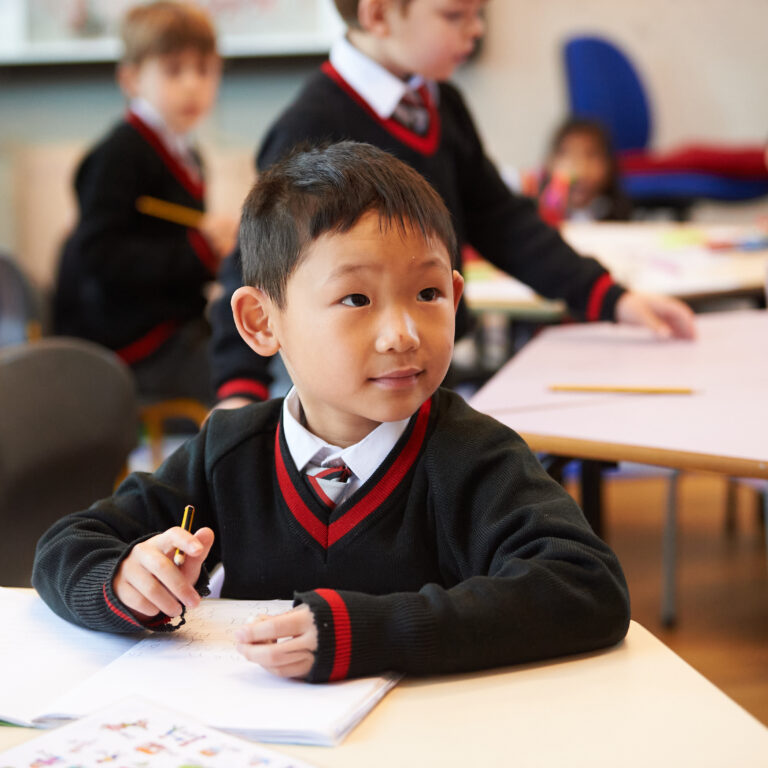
top-left (54, 113), bottom-right (217, 363)
top-left (33, 389), bottom-right (629, 683)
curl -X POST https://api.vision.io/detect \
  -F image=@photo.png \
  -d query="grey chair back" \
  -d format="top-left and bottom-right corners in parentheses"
top-left (0, 338), bottom-right (138, 585)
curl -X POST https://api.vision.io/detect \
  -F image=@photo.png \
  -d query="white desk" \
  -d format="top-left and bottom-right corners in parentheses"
top-left (2, 621), bottom-right (767, 767)
top-left (463, 222), bottom-right (768, 312)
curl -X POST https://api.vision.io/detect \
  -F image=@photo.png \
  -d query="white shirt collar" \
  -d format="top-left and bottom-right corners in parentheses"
top-left (281, 387), bottom-right (411, 487)
top-left (129, 97), bottom-right (195, 160)
top-left (329, 35), bottom-right (433, 119)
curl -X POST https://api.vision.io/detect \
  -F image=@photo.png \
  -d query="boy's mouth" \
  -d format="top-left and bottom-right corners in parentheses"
top-left (370, 367), bottom-right (424, 389)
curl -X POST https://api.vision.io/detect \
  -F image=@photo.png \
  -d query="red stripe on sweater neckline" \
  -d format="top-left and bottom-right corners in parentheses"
top-left (126, 111), bottom-right (204, 199)
top-left (275, 397), bottom-right (432, 549)
top-left (321, 61), bottom-right (441, 157)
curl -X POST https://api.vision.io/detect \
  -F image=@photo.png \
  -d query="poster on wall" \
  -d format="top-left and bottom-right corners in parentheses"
top-left (0, 0), bottom-right (343, 64)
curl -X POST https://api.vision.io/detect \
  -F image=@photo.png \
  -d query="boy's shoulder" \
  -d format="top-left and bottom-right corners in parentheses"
top-left (80, 117), bottom-right (154, 172)
top-left (202, 397), bottom-right (284, 461)
top-left (428, 387), bottom-right (529, 455)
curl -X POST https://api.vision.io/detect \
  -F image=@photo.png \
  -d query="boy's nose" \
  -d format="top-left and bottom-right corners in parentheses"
top-left (375, 309), bottom-right (420, 354)
top-left (469, 10), bottom-right (486, 40)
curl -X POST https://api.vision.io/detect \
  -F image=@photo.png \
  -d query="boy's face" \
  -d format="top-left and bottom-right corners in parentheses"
top-left (120, 48), bottom-right (220, 133)
top-left (236, 210), bottom-right (463, 447)
top-left (377, 0), bottom-right (486, 81)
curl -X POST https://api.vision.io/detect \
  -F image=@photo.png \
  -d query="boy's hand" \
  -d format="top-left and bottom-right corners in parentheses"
top-left (114, 526), bottom-right (215, 622)
top-left (615, 291), bottom-right (696, 340)
top-left (234, 604), bottom-right (318, 679)
top-left (199, 213), bottom-right (238, 260)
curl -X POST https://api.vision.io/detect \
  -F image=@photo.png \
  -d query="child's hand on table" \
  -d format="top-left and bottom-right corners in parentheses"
top-left (235, 604), bottom-right (318, 679)
top-left (616, 291), bottom-right (696, 340)
top-left (114, 526), bottom-right (215, 622)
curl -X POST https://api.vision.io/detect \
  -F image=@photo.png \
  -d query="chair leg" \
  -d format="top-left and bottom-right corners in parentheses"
top-left (661, 470), bottom-right (680, 627)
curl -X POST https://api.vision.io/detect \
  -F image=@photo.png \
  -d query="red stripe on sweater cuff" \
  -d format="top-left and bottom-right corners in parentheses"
top-left (102, 582), bottom-right (142, 628)
top-left (586, 273), bottom-right (615, 322)
top-left (314, 588), bottom-right (352, 681)
top-left (217, 378), bottom-right (270, 401)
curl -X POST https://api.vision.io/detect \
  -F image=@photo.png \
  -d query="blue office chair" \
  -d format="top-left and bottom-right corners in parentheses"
top-left (564, 36), bottom-right (768, 217)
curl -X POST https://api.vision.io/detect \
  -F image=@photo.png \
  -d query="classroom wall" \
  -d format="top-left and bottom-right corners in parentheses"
top-left (1, 0), bottom-right (767, 274)
top-left (461, 0), bottom-right (768, 168)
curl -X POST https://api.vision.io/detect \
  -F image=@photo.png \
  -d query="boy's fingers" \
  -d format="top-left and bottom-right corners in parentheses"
top-left (159, 527), bottom-right (205, 558)
top-left (235, 607), bottom-right (315, 644)
top-left (191, 527), bottom-right (215, 558)
top-left (123, 566), bottom-right (183, 618)
top-left (258, 656), bottom-right (315, 680)
top-left (236, 636), bottom-right (315, 666)
top-left (115, 580), bottom-right (161, 619)
top-left (134, 543), bottom-right (200, 609)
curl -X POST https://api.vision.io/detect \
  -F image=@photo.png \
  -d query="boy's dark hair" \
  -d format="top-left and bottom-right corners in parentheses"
top-left (239, 141), bottom-right (458, 309)
top-left (120, 1), bottom-right (217, 65)
top-left (333, 0), bottom-right (412, 29)
top-left (548, 117), bottom-right (632, 221)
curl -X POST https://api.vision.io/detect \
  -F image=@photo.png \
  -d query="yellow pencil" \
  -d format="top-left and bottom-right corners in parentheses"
top-left (549, 384), bottom-right (694, 395)
top-left (173, 505), bottom-right (196, 566)
top-left (136, 195), bottom-right (204, 228)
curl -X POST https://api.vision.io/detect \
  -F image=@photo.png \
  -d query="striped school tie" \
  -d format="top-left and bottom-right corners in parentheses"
top-left (393, 86), bottom-right (430, 136)
top-left (305, 463), bottom-right (353, 510)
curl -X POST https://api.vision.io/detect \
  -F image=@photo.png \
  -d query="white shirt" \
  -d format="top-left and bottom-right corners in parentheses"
top-left (129, 97), bottom-right (197, 168)
top-left (329, 35), bottom-right (437, 119)
top-left (281, 387), bottom-right (411, 505)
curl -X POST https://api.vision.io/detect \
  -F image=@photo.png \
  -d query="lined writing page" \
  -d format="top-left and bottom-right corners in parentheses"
top-left (47, 599), bottom-right (397, 745)
top-left (0, 588), bottom-right (138, 726)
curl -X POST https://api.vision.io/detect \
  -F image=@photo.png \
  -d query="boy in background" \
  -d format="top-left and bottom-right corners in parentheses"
top-left (55, 1), bottom-right (237, 403)
top-left (34, 142), bottom-right (630, 683)
top-left (210, 0), bottom-right (695, 408)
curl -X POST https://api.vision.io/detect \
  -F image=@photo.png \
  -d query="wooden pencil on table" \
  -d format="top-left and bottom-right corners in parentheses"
top-left (549, 384), bottom-right (694, 395)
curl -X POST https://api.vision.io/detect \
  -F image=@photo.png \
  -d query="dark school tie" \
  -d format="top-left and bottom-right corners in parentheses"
top-left (305, 463), bottom-right (353, 510)
top-left (392, 86), bottom-right (431, 135)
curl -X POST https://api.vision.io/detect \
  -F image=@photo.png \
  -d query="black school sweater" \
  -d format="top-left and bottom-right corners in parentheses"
top-left (33, 389), bottom-right (630, 683)
top-left (54, 112), bottom-right (217, 363)
top-left (209, 63), bottom-right (626, 401)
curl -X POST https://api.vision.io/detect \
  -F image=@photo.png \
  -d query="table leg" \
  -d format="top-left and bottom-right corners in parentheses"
top-left (661, 470), bottom-right (680, 627)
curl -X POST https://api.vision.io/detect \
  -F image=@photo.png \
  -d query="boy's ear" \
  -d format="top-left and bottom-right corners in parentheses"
top-left (452, 270), bottom-right (464, 314)
top-left (357, 0), bottom-right (394, 36)
top-left (231, 286), bottom-right (281, 357)
top-left (116, 63), bottom-right (139, 98)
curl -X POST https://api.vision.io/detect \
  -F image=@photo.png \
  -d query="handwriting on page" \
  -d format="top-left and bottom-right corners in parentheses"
top-left (124, 599), bottom-right (292, 662)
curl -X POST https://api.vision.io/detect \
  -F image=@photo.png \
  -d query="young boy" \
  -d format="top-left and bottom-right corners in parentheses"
top-left (54, 1), bottom-right (237, 403)
top-left (34, 142), bottom-right (630, 683)
top-left (209, 0), bottom-right (695, 408)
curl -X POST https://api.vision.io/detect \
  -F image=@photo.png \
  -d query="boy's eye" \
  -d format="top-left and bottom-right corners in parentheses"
top-left (340, 293), bottom-right (370, 307)
top-left (418, 287), bottom-right (440, 302)
top-left (163, 61), bottom-right (182, 77)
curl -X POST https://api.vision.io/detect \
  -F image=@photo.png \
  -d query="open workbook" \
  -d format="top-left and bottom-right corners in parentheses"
top-left (0, 588), bottom-right (398, 746)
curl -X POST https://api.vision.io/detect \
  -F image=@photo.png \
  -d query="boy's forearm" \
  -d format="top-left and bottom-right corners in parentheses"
top-left (294, 557), bottom-right (630, 683)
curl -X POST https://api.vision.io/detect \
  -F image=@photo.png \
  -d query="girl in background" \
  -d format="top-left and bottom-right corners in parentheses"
top-left (536, 118), bottom-right (633, 225)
